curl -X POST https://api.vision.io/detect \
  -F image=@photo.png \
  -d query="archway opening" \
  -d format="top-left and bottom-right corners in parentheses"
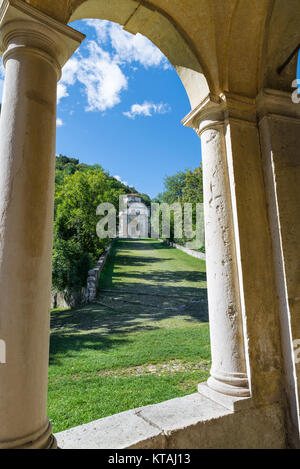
top-left (48, 12), bottom-right (210, 434)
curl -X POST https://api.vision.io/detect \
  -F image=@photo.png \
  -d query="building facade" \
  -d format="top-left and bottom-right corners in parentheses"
top-left (119, 194), bottom-right (150, 238)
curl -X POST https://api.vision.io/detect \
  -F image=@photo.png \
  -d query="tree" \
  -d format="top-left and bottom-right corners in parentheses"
top-left (155, 165), bottom-right (204, 249)
top-left (181, 166), bottom-right (203, 204)
top-left (157, 170), bottom-right (187, 204)
top-left (52, 239), bottom-right (94, 293)
top-left (53, 156), bottom-right (150, 293)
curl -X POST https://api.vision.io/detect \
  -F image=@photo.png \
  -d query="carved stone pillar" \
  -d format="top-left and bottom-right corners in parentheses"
top-left (201, 120), bottom-right (250, 397)
top-left (184, 96), bottom-right (250, 400)
top-left (0, 0), bottom-right (84, 449)
top-left (184, 92), bottom-right (285, 412)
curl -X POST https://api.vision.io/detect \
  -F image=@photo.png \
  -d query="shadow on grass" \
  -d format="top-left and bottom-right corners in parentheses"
top-left (49, 332), bottom-right (129, 365)
top-left (50, 287), bottom-right (208, 332)
top-left (100, 239), bottom-right (207, 292)
top-left (112, 255), bottom-right (173, 267)
top-left (50, 238), bottom-right (208, 362)
top-left (109, 270), bottom-right (207, 286)
top-left (115, 239), bottom-right (169, 251)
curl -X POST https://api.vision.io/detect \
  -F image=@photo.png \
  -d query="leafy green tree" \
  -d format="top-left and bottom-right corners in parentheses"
top-left (157, 171), bottom-right (187, 204)
top-left (53, 156), bottom-right (150, 293)
top-left (181, 166), bottom-right (203, 204)
top-left (181, 166), bottom-right (204, 251)
top-left (155, 166), bottom-right (204, 249)
top-left (52, 239), bottom-right (94, 293)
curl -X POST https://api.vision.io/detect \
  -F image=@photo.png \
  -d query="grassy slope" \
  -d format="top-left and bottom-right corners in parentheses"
top-left (48, 239), bottom-right (210, 432)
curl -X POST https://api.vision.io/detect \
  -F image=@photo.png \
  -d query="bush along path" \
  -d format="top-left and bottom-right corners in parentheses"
top-left (48, 238), bottom-right (210, 433)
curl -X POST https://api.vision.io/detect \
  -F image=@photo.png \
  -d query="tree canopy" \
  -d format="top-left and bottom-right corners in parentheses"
top-left (53, 155), bottom-right (150, 293)
top-left (155, 166), bottom-right (204, 250)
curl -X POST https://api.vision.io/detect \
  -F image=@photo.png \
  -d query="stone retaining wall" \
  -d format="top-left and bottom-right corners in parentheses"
top-left (159, 239), bottom-right (206, 261)
top-left (51, 242), bottom-right (113, 309)
top-left (85, 242), bottom-right (113, 302)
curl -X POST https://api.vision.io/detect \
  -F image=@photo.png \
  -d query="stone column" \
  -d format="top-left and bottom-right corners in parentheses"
top-left (0, 0), bottom-right (84, 449)
top-left (200, 118), bottom-right (250, 397)
top-left (184, 93), bottom-right (285, 410)
top-left (184, 97), bottom-right (250, 398)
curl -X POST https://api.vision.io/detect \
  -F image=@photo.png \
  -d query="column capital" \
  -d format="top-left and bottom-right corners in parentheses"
top-left (0, 0), bottom-right (85, 79)
top-left (256, 88), bottom-right (300, 125)
top-left (182, 91), bottom-right (257, 136)
top-left (183, 88), bottom-right (300, 136)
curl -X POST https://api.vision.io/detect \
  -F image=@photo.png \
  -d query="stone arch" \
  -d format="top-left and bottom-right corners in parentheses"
top-left (261, 0), bottom-right (300, 92)
top-left (1, 0), bottom-right (299, 449)
top-left (24, 0), bottom-right (300, 100)
top-left (68, 0), bottom-right (211, 109)
top-left (67, 0), bottom-right (251, 417)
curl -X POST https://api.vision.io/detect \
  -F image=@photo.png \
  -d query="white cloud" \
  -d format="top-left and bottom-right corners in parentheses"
top-left (57, 42), bottom-right (127, 112)
top-left (57, 57), bottom-right (79, 104)
top-left (77, 41), bottom-right (127, 112)
top-left (85, 19), bottom-right (170, 69)
top-left (114, 175), bottom-right (129, 186)
top-left (110, 24), bottom-right (168, 68)
top-left (57, 83), bottom-right (69, 103)
top-left (85, 19), bottom-right (110, 44)
top-left (56, 20), bottom-right (170, 113)
top-left (123, 101), bottom-right (171, 119)
top-left (56, 118), bottom-right (64, 127)
top-left (61, 57), bottom-right (79, 86)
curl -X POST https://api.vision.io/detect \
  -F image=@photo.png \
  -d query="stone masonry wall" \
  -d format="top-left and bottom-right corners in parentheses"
top-left (51, 242), bottom-right (113, 309)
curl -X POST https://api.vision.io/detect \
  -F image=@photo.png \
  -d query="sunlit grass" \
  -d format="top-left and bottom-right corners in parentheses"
top-left (48, 239), bottom-right (210, 433)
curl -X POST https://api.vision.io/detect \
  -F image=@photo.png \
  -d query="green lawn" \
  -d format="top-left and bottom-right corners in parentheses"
top-left (48, 239), bottom-right (210, 433)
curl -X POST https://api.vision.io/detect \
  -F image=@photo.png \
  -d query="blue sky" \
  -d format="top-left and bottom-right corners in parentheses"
top-left (298, 51), bottom-right (300, 92)
top-left (55, 19), bottom-right (202, 198)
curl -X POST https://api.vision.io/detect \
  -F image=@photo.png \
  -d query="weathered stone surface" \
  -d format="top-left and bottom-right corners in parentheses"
top-left (55, 408), bottom-right (165, 449)
top-left (136, 393), bottom-right (231, 432)
top-left (26, 0), bottom-right (300, 102)
top-left (0, 0), bottom-right (84, 449)
top-left (198, 382), bottom-right (252, 412)
top-left (259, 90), bottom-right (300, 447)
top-left (56, 393), bottom-right (287, 449)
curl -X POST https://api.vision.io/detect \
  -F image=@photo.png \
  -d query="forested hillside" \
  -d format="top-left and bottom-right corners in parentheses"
top-left (52, 155), bottom-right (150, 295)
top-left (52, 156), bottom-right (203, 295)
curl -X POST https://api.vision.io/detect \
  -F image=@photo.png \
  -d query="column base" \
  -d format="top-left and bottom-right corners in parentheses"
top-left (0, 420), bottom-right (57, 449)
top-left (198, 382), bottom-right (252, 411)
top-left (208, 368), bottom-right (250, 397)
